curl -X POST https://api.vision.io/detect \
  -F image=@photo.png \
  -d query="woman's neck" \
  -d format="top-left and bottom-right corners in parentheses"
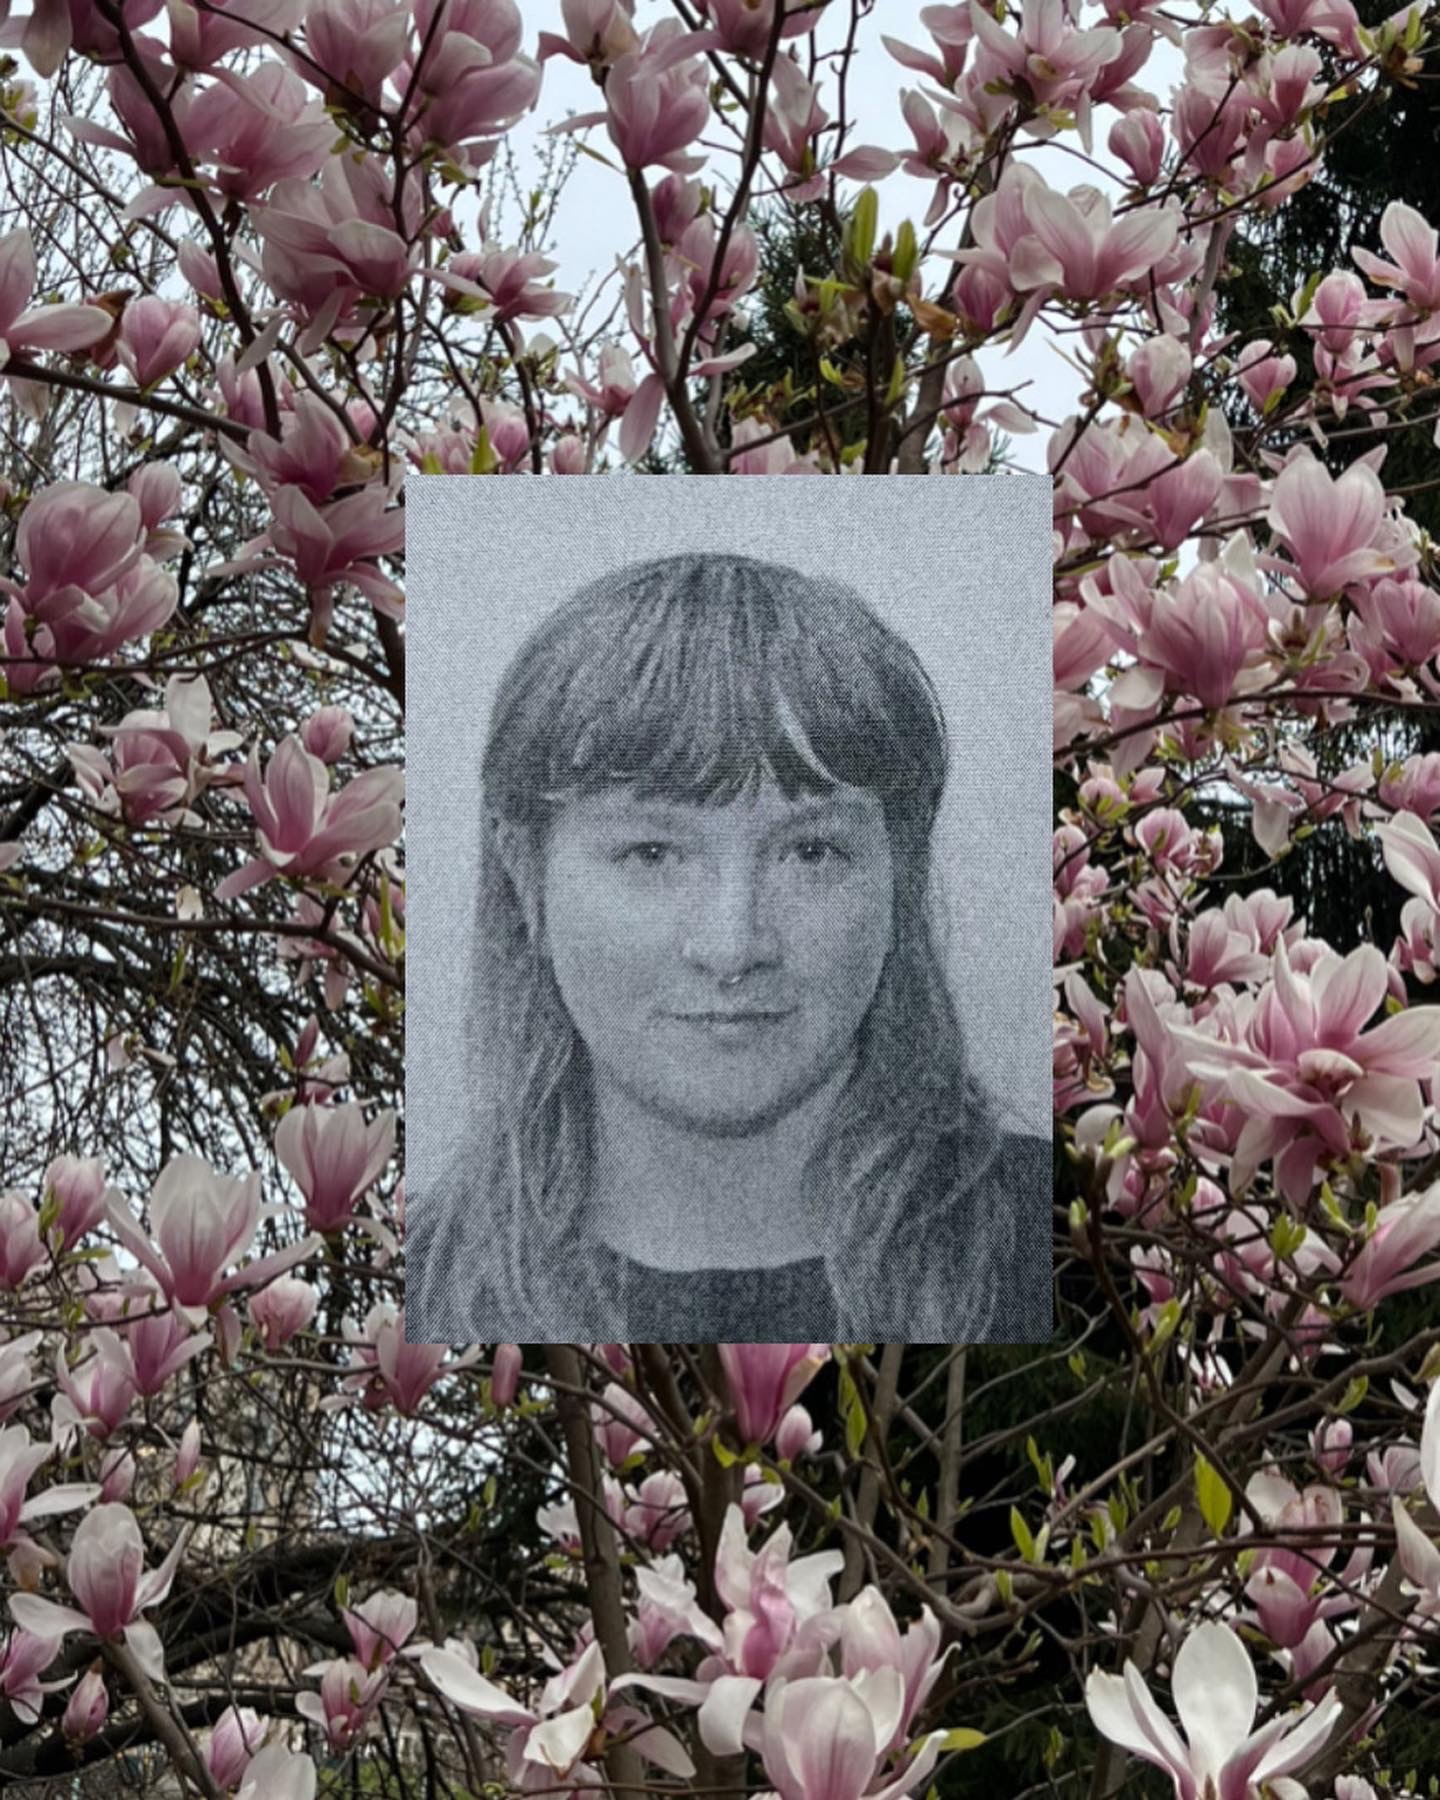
top-left (589, 1059), bottom-right (851, 1272)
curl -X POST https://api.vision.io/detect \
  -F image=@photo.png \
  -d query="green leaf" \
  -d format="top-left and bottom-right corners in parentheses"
top-left (934, 1728), bottom-right (986, 1753)
top-left (1009, 1505), bottom-right (1036, 1563)
top-left (1194, 1453), bottom-right (1232, 1537)
top-left (1338, 1375), bottom-right (1369, 1414)
top-left (843, 186), bottom-right (878, 278)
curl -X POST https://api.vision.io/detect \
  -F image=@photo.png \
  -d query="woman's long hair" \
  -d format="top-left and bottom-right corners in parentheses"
top-left (436, 553), bottom-right (1003, 1340)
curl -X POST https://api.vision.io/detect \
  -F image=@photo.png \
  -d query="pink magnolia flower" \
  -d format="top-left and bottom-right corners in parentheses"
top-left (0, 1629), bottom-right (69, 1725)
top-left (1137, 562), bottom-right (1266, 710)
top-left (0, 1194), bottom-right (46, 1289)
top-left (265, 483), bottom-right (406, 624)
top-left (249, 1275), bottom-right (319, 1349)
top-left (205, 1705), bottom-right (267, 1789)
top-left (0, 228), bottom-right (111, 367)
top-left (1311, 1417), bottom-right (1353, 1478)
top-left (300, 705), bottom-right (355, 764)
top-left (122, 1301), bottom-right (208, 1398)
top-left (231, 394), bottom-right (377, 505)
top-left (694, 0), bottom-right (821, 58)
top-left (1353, 200), bottom-right (1440, 312)
top-left (106, 1153), bottom-right (320, 1325)
top-left (41, 1154), bottom-right (108, 1252)
top-left (252, 161), bottom-right (418, 309)
top-left (52, 1332), bottom-right (138, 1442)
top-left (538, 0), bottom-right (639, 67)
top-left (1109, 109), bottom-right (1165, 186)
top-left (274, 1101), bottom-right (397, 1233)
top-left (296, 1656), bottom-right (387, 1750)
top-left (236, 1742), bottom-right (318, 1800)
top-left (1340, 1181), bottom-right (1440, 1308)
top-left (0, 1424), bottom-right (99, 1548)
top-left (426, 1635), bottom-right (696, 1789)
top-left (343, 1589), bottom-right (417, 1669)
top-left (1085, 1618), bottom-right (1342, 1799)
top-left (630, 1553), bottom-right (724, 1669)
top-left (839, 1588), bottom-right (952, 1744)
top-left (438, 247), bottom-right (573, 324)
top-left (1265, 454), bottom-right (1395, 597)
top-left (12, 481), bottom-right (143, 603)
top-left (1236, 339), bottom-right (1297, 414)
top-left (620, 1470), bottom-right (692, 1551)
top-left (1378, 810), bottom-right (1440, 912)
top-left (300, 0), bottom-right (410, 111)
top-left (1421, 1374), bottom-right (1440, 1513)
top-left (1021, 181), bottom-right (1180, 302)
top-left (573, 21), bottom-right (713, 171)
top-left (714, 1503), bottom-right (844, 1680)
top-left (593, 1380), bottom-right (653, 1467)
top-left (968, 0), bottom-right (1124, 112)
top-left (1171, 940), bottom-right (1440, 1204)
top-left (170, 0), bottom-right (302, 71)
top-left (9, 1503), bottom-right (188, 1682)
top-left (331, 1302), bottom-right (481, 1416)
top-left (215, 735), bottom-right (403, 900)
top-left (775, 1404), bottom-right (821, 1462)
top-left (759, 1671), bottom-right (946, 1800)
top-left (183, 63), bottom-right (335, 201)
top-left (1127, 336), bottom-right (1192, 417)
top-left (718, 1344), bottom-right (830, 1448)
top-left (116, 298), bottom-right (201, 389)
top-left (62, 1666), bottom-right (108, 1743)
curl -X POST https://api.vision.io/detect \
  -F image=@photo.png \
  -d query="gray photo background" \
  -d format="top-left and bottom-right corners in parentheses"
top-left (407, 477), bottom-right (1054, 1193)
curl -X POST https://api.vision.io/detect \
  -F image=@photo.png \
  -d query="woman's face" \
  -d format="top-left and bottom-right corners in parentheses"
top-left (538, 778), bottom-right (895, 1135)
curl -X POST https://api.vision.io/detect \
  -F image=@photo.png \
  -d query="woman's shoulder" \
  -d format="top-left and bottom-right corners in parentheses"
top-left (925, 1122), bottom-right (1053, 1343)
top-left (403, 1160), bottom-right (620, 1344)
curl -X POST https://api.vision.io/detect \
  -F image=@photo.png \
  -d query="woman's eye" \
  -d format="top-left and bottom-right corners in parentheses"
top-left (786, 838), bottom-right (850, 867)
top-left (616, 841), bottom-right (678, 867)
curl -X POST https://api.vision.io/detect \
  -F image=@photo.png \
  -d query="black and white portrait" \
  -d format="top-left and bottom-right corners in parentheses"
top-left (405, 478), bottom-right (1053, 1343)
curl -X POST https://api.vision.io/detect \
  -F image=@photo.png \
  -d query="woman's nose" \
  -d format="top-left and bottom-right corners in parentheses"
top-left (679, 864), bottom-right (781, 981)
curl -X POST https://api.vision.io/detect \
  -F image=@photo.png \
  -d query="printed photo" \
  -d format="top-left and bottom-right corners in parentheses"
top-left (405, 478), bottom-right (1053, 1342)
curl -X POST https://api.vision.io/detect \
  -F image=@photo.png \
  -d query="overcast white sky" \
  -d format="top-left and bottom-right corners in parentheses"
top-left (502, 2), bottom-right (1188, 473)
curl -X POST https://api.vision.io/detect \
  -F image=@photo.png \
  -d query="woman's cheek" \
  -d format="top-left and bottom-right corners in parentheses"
top-left (545, 860), bottom-right (674, 1013)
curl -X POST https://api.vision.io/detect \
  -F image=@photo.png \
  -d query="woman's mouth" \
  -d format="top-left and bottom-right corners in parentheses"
top-left (670, 1009), bottom-right (795, 1041)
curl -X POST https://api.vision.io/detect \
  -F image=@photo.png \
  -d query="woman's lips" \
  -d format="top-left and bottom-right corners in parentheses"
top-left (670, 1009), bottom-right (795, 1041)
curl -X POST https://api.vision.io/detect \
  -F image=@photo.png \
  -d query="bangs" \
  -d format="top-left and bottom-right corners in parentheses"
top-left (491, 555), bottom-right (946, 820)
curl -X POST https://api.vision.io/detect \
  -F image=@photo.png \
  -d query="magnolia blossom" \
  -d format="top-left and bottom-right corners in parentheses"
top-left (1085, 1619), bottom-right (1342, 1799)
top-left (1353, 199), bottom-right (1440, 312)
top-left (1265, 454), bottom-right (1394, 598)
top-left (215, 735), bottom-right (403, 900)
top-left (248, 1275), bottom-right (320, 1350)
top-left (9, 1503), bottom-right (187, 1681)
top-left (342, 1589), bottom-right (418, 1669)
top-left (116, 298), bottom-right (201, 389)
top-left (0, 1629), bottom-right (70, 1725)
top-left (106, 1153), bottom-right (320, 1326)
top-left (714, 1503), bottom-right (845, 1680)
top-left (205, 1705), bottom-right (267, 1789)
top-left (0, 1424), bottom-right (99, 1549)
top-left (0, 228), bottom-right (111, 369)
top-left (759, 1671), bottom-right (946, 1800)
top-left (717, 1343), bottom-right (830, 1447)
top-left (328, 1303), bottom-right (481, 1416)
top-left (274, 1102), bottom-right (397, 1233)
top-left (296, 1656), bottom-right (388, 1750)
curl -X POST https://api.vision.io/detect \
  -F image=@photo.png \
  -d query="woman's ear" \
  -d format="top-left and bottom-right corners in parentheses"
top-left (492, 817), bottom-right (542, 942)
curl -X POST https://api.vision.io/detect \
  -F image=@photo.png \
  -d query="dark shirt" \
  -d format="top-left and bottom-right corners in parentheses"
top-left (600, 1248), bottom-right (840, 1343)
top-left (404, 1130), bottom-right (1052, 1345)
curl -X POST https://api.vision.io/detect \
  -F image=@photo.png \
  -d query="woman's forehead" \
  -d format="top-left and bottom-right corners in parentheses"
top-left (563, 781), bottom-right (886, 833)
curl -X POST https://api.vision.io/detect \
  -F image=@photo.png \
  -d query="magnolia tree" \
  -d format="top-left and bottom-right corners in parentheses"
top-left (3, 0), bottom-right (1440, 1792)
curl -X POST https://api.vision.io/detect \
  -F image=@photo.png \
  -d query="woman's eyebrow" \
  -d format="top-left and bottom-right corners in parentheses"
top-left (590, 795), bottom-right (877, 830)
